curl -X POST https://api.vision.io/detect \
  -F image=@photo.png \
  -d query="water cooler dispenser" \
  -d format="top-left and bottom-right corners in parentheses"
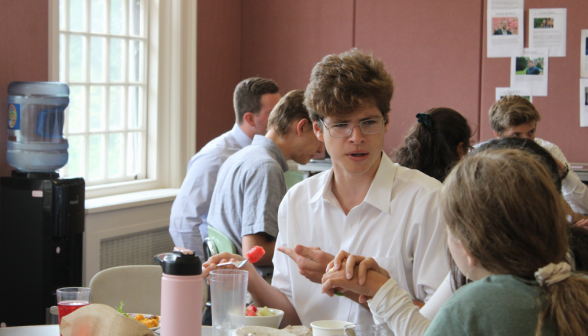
top-left (0, 82), bottom-right (85, 327)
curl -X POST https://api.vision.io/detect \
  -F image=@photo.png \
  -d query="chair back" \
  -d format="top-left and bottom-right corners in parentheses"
top-left (89, 265), bottom-right (162, 315)
top-left (206, 225), bottom-right (236, 255)
top-left (284, 171), bottom-right (305, 190)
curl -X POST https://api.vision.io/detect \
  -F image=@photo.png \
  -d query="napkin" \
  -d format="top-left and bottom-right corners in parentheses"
top-left (60, 303), bottom-right (154, 336)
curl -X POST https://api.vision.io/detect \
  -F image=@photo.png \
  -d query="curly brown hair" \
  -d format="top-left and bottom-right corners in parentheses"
top-left (303, 49), bottom-right (393, 123)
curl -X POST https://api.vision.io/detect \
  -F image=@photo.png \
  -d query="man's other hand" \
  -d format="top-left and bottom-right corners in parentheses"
top-left (278, 245), bottom-right (334, 284)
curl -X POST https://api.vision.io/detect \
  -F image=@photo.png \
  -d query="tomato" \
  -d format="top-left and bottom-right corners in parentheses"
top-left (246, 246), bottom-right (265, 264)
top-left (246, 304), bottom-right (257, 316)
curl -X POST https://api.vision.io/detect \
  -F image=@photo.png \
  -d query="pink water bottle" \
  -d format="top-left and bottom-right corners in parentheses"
top-left (155, 247), bottom-right (203, 336)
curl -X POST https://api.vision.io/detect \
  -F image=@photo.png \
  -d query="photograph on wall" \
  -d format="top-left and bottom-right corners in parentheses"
top-left (510, 48), bottom-right (549, 96)
top-left (515, 57), bottom-right (544, 75)
top-left (495, 87), bottom-right (532, 102)
top-left (529, 8), bottom-right (567, 57)
top-left (582, 30), bottom-right (588, 78)
top-left (580, 79), bottom-right (588, 127)
top-left (492, 17), bottom-right (519, 35)
top-left (487, 0), bottom-right (524, 58)
top-left (533, 18), bottom-right (554, 29)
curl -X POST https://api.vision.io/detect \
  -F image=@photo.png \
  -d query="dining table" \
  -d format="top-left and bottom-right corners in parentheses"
top-left (0, 324), bottom-right (213, 336)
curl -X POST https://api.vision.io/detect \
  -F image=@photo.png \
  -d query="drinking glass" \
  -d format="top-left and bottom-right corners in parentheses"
top-left (210, 270), bottom-right (248, 336)
top-left (56, 287), bottom-right (91, 324)
top-left (344, 324), bottom-right (386, 336)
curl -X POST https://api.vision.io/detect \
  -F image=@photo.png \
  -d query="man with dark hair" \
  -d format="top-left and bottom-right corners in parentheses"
top-left (208, 90), bottom-right (321, 266)
top-left (525, 60), bottom-right (542, 75)
top-left (169, 78), bottom-right (281, 259)
top-left (202, 49), bottom-right (448, 327)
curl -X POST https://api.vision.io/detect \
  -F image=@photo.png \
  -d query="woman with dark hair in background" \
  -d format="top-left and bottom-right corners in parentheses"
top-left (392, 108), bottom-right (472, 182)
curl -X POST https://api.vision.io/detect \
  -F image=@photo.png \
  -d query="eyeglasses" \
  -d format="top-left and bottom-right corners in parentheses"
top-left (320, 118), bottom-right (385, 138)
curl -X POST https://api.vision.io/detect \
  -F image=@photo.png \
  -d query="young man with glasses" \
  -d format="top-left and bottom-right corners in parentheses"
top-left (202, 49), bottom-right (448, 327)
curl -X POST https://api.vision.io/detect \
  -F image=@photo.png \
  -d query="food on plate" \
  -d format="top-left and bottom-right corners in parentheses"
top-left (246, 246), bottom-right (266, 264)
top-left (116, 301), bottom-right (160, 328)
top-left (134, 313), bottom-right (160, 328)
top-left (245, 304), bottom-right (276, 317)
top-left (282, 325), bottom-right (312, 336)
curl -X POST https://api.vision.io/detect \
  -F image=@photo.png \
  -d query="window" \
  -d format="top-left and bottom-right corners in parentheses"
top-left (57, 0), bottom-right (148, 185)
top-left (49, 0), bottom-right (197, 198)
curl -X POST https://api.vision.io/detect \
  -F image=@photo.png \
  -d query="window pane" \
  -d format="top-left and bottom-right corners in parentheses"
top-left (128, 86), bottom-right (142, 129)
top-left (90, 37), bottom-right (105, 82)
top-left (89, 134), bottom-right (105, 180)
top-left (127, 132), bottom-right (142, 177)
top-left (109, 86), bottom-right (124, 129)
top-left (69, 0), bottom-right (85, 32)
top-left (59, 34), bottom-right (66, 82)
top-left (108, 133), bottom-right (124, 177)
top-left (67, 135), bottom-right (84, 177)
top-left (90, 0), bottom-right (106, 33)
top-left (129, 0), bottom-right (143, 36)
top-left (128, 40), bottom-right (142, 82)
top-left (69, 35), bottom-right (85, 82)
top-left (89, 86), bottom-right (105, 131)
top-left (110, 0), bottom-right (124, 35)
top-left (59, 0), bottom-right (66, 30)
top-left (110, 38), bottom-right (124, 82)
top-left (68, 86), bottom-right (86, 133)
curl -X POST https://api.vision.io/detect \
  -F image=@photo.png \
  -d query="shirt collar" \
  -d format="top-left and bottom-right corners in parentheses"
top-left (309, 152), bottom-right (396, 215)
top-left (252, 135), bottom-right (289, 172)
top-left (231, 124), bottom-right (253, 148)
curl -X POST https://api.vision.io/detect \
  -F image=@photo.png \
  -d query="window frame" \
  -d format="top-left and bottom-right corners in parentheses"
top-left (48, 0), bottom-right (196, 198)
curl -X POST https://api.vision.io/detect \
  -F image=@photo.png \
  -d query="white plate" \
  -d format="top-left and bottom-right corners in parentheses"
top-left (236, 326), bottom-right (296, 336)
top-left (128, 313), bottom-right (161, 331)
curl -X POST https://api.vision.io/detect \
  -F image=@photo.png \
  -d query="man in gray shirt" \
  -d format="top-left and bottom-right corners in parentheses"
top-left (169, 78), bottom-right (280, 259)
top-left (207, 90), bottom-right (321, 266)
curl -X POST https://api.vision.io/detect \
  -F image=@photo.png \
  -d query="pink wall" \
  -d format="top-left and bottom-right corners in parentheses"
top-left (241, 0), bottom-right (354, 94)
top-left (0, 0), bottom-right (49, 176)
top-left (198, 0), bottom-right (588, 162)
top-left (355, 0), bottom-right (483, 154)
top-left (480, 0), bottom-right (588, 162)
top-left (196, 0), bottom-right (242, 151)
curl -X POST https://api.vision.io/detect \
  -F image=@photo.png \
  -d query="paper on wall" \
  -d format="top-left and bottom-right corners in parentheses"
top-left (581, 30), bottom-right (588, 78)
top-left (529, 8), bottom-right (567, 57)
top-left (510, 48), bottom-right (548, 96)
top-left (495, 87), bottom-right (532, 102)
top-left (581, 79), bottom-right (588, 127)
top-left (487, 0), bottom-right (524, 58)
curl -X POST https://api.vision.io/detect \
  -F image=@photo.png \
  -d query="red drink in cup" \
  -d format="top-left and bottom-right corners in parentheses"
top-left (57, 300), bottom-right (89, 323)
top-left (56, 287), bottom-right (91, 334)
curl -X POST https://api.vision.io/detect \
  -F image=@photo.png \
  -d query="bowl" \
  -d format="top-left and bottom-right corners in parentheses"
top-left (243, 308), bottom-right (284, 328)
top-left (310, 320), bottom-right (353, 336)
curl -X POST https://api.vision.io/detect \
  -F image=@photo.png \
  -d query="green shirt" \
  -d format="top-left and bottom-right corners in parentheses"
top-left (424, 274), bottom-right (554, 336)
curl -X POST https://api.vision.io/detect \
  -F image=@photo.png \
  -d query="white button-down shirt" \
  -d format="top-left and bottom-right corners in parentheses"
top-left (535, 138), bottom-right (588, 215)
top-left (272, 154), bottom-right (449, 326)
top-left (169, 124), bottom-right (252, 258)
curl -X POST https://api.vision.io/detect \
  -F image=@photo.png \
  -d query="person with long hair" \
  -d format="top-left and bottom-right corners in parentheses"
top-left (323, 149), bottom-right (588, 336)
top-left (392, 108), bottom-right (472, 182)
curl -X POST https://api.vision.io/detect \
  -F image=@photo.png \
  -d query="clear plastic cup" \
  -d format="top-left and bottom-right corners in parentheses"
top-left (344, 324), bottom-right (385, 336)
top-left (210, 270), bottom-right (248, 336)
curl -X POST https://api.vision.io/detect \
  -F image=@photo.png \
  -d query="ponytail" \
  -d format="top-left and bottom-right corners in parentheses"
top-left (536, 274), bottom-right (588, 335)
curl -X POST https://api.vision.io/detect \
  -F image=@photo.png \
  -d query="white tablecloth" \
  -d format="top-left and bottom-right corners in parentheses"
top-left (0, 325), bottom-right (212, 336)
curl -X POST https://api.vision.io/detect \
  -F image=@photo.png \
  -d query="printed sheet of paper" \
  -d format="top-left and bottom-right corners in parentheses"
top-left (529, 8), bottom-right (567, 57)
top-left (581, 79), bottom-right (588, 127)
top-left (487, 0), bottom-right (524, 58)
top-left (510, 48), bottom-right (549, 96)
top-left (495, 87), bottom-right (533, 102)
top-left (582, 30), bottom-right (588, 78)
